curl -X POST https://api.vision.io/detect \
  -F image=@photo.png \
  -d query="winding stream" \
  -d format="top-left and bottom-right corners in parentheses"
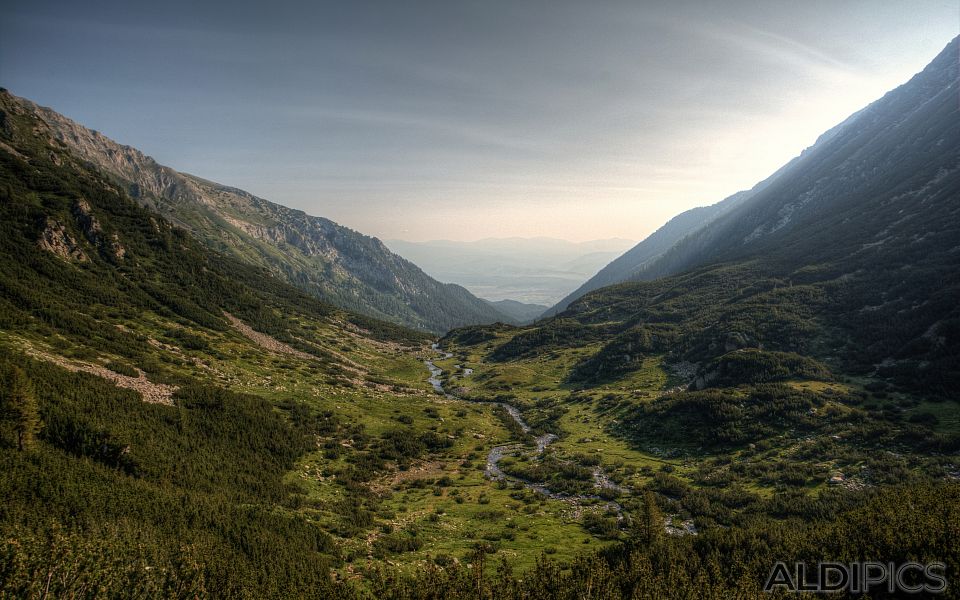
top-left (425, 344), bottom-right (626, 509)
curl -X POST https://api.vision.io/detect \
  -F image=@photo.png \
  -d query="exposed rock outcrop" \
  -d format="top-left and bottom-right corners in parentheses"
top-left (68, 198), bottom-right (125, 260)
top-left (38, 218), bottom-right (87, 261)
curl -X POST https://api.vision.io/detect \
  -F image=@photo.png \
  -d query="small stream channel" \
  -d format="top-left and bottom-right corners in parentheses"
top-left (425, 344), bottom-right (626, 510)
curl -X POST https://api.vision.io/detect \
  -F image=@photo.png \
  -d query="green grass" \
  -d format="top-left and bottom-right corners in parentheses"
top-left (2, 305), bottom-right (636, 575)
top-left (439, 328), bottom-right (959, 534)
top-left (907, 399), bottom-right (960, 435)
top-left (13, 298), bottom-right (951, 555)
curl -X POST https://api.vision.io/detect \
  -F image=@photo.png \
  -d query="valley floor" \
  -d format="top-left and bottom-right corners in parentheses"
top-left (3, 306), bottom-right (959, 597)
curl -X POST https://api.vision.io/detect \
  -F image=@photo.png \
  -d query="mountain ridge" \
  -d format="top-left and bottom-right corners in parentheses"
top-left (454, 35), bottom-right (960, 398)
top-left (6, 91), bottom-right (508, 334)
top-left (544, 38), bottom-right (957, 317)
top-left (542, 190), bottom-right (750, 316)
top-left (561, 36), bottom-right (959, 300)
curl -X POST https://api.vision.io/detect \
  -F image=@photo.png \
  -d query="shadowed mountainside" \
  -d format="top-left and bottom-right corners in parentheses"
top-left (548, 36), bottom-right (959, 318)
top-left (452, 36), bottom-right (960, 399)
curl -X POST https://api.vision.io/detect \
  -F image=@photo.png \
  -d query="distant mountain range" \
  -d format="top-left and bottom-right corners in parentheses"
top-left (484, 299), bottom-right (550, 323)
top-left (385, 237), bottom-right (635, 306)
top-left (6, 94), bottom-right (509, 334)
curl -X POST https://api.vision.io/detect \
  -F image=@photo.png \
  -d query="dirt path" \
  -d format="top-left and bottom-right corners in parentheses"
top-left (223, 312), bottom-right (315, 359)
top-left (225, 312), bottom-right (376, 381)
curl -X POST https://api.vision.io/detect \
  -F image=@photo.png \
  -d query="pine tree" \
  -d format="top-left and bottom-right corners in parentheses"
top-left (630, 491), bottom-right (663, 546)
top-left (2, 366), bottom-right (41, 451)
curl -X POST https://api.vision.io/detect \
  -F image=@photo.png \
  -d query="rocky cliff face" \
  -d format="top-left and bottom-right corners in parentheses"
top-left (12, 94), bottom-right (507, 333)
top-left (38, 218), bottom-right (87, 262)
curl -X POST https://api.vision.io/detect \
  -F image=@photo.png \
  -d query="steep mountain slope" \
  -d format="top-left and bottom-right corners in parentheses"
top-left (0, 88), bottom-right (432, 379)
top-left (448, 36), bottom-right (960, 398)
top-left (6, 92), bottom-right (507, 334)
top-left (625, 36), bottom-right (959, 284)
top-left (0, 85), bottom-right (441, 594)
top-left (0, 89), bottom-right (630, 593)
top-left (547, 37), bottom-right (959, 317)
top-left (543, 192), bottom-right (748, 315)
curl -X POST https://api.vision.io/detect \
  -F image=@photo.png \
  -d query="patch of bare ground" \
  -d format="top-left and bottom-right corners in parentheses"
top-left (223, 311), bottom-right (315, 359)
top-left (335, 318), bottom-right (417, 354)
top-left (0, 140), bottom-right (27, 160)
top-left (292, 335), bottom-right (366, 374)
top-left (224, 312), bottom-right (392, 389)
top-left (363, 506), bottom-right (428, 557)
top-left (25, 348), bottom-right (177, 404)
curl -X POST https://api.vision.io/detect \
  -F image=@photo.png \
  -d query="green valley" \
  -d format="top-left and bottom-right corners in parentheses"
top-left (0, 23), bottom-right (959, 600)
top-left (0, 89), bottom-right (633, 596)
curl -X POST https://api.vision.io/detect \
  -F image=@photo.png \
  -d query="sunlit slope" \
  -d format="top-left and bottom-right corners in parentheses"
top-left (9, 91), bottom-right (508, 333)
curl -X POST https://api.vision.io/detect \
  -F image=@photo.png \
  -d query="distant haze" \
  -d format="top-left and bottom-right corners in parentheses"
top-left (1, 1), bottom-right (955, 241)
top-left (385, 237), bottom-right (636, 305)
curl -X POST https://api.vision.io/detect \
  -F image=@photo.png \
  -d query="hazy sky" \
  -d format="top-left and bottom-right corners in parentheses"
top-left (1, 1), bottom-right (956, 242)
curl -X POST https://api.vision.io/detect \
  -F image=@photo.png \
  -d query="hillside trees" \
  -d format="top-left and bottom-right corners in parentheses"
top-left (0, 365), bottom-right (41, 451)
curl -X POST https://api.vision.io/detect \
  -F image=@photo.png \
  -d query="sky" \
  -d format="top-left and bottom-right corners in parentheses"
top-left (1, 1), bottom-right (956, 242)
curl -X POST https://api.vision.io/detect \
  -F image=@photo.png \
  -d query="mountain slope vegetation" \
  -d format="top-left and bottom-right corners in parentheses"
top-left (11, 93), bottom-right (507, 333)
top-left (432, 38), bottom-right (960, 596)
top-left (0, 85), bottom-right (433, 596)
top-left (0, 86), bottom-right (651, 596)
